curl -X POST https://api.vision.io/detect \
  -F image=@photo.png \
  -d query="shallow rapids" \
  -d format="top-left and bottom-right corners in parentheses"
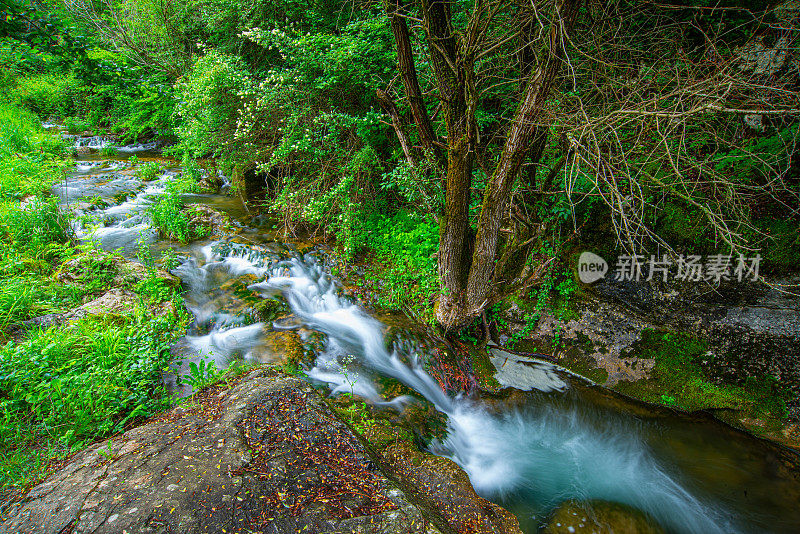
top-left (56, 135), bottom-right (800, 534)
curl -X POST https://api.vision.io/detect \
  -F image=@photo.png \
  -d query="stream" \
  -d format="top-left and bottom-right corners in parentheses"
top-left (54, 137), bottom-right (800, 534)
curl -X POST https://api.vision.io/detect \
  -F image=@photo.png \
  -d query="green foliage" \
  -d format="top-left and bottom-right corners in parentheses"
top-left (136, 161), bottom-right (162, 182)
top-left (64, 116), bottom-right (89, 134)
top-left (8, 73), bottom-right (83, 118)
top-left (0, 197), bottom-right (72, 252)
top-left (175, 50), bottom-right (252, 158)
top-left (114, 76), bottom-right (176, 142)
top-left (0, 311), bottom-right (181, 451)
top-left (505, 244), bottom-right (578, 348)
top-left (0, 103), bottom-right (68, 199)
top-left (146, 167), bottom-right (205, 243)
top-left (361, 211), bottom-right (439, 319)
top-left (379, 156), bottom-right (443, 216)
top-left (160, 247), bottom-right (180, 270)
top-left (181, 359), bottom-right (223, 391)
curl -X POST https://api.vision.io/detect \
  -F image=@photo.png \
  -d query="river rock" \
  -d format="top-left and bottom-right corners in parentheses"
top-left (0, 372), bottom-right (447, 534)
top-left (69, 288), bottom-right (139, 319)
top-left (381, 441), bottom-right (523, 534)
top-left (488, 348), bottom-right (568, 392)
top-left (186, 204), bottom-right (235, 238)
top-left (542, 499), bottom-right (664, 534)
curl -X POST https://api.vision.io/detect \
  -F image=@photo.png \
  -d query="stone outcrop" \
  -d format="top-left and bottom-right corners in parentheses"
top-left (0, 371), bottom-right (513, 534)
top-left (500, 274), bottom-right (800, 402)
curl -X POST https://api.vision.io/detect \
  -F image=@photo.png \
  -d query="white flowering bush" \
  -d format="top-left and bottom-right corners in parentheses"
top-left (175, 50), bottom-right (253, 158)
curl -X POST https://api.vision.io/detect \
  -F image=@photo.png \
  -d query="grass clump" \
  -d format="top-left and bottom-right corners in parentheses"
top-left (136, 161), bottom-right (162, 182)
top-left (0, 307), bottom-right (187, 487)
top-left (0, 197), bottom-right (72, 251)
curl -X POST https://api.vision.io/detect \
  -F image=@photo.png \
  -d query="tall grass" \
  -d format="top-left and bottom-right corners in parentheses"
top-left (0, 197), bottom-right (72, 253)
top-left (0, 103), bottom-right (68, 199)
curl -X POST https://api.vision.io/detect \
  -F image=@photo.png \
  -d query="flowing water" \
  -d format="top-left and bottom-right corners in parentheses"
top-left (55, 135), bottom-right (800, 534)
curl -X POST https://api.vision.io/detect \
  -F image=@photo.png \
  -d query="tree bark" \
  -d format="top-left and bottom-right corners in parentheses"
top-left (437, 0), bottom-right (581, 328)
top-left (420, 0), bottom-right (478, 325)
top-left (385, 0), bottom-right (440, 159)
top-left (376, 89), bottom-right (417, 167)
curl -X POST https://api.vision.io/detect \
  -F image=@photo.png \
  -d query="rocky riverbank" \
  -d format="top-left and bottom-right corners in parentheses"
top-left (0, 371), bottom-right (521, 534)
top-left (494, 273), bottom-right (800, 448)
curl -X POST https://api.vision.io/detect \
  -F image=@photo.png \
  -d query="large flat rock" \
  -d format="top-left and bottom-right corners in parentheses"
top-left (1, 371), bottom-right (443, 534)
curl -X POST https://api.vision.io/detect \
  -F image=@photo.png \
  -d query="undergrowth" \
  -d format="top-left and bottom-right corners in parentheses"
top-left (0, 112), bottom-right (191, 490)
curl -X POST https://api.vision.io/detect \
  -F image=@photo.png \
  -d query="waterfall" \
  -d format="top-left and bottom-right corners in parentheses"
top-left (248, 255), bottom-right (740, 534)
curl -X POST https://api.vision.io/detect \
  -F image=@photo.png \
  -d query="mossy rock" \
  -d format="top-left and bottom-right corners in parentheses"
top-left (401, 402), bottom-right (449, 446)
top-left (472, 347), bottom-right (502, 393)
top-left (542, 499), bottom-right (664, 534)
top-left (253, 298), bottom-right (288, 322)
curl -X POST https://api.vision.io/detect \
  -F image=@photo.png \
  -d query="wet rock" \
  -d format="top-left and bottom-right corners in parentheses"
top-left (381, 441), bottom-right (523, 534)
top-left (0, 373), bottom-right (446, 534)
top-left (197, 174), bottom-right (224, 193)
top-left (253, 297), bottom-right (288, 322)
top-left (542, 499), bottom-right (664, 534)
top-left (186, 204), bottom-right (235, 239)
top-left (14, 313), bottom-right (66, 331)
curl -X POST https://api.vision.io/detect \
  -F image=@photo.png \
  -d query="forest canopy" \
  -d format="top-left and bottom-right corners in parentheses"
top-left (2, 0), bottom-right (798, 327)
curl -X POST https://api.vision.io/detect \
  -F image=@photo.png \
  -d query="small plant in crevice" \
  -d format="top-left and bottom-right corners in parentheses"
top-left (160, 247), bottom-right (180, 271)
top-left (181, 359), bottom-right (223, 391)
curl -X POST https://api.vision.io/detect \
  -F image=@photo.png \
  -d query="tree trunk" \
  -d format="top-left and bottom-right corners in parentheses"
top-left (436, 0), bottom-right (581, 329)
top-left (419, 0), bottom-right (479, 325)
top-left (384, 0), bottom-right (440, 159)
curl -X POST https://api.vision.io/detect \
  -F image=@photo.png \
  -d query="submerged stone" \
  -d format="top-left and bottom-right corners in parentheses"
top-left (542, 499), bottom-right (665, 534)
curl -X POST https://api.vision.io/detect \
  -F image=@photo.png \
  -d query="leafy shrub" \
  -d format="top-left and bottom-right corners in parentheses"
top-left (64, 116), bottom-right (89, 134)
top-left (9, 73), bottom-right (83, 118)
top-left (147, 175), bottom-right (200, 242)
top-left (175, 50), bottom-right (252, 158)
top-left (136, 161), bottom-right (162, 182)
top-left (114, 76), bottom-right (176, 142)
top-left (149, 188), bottom-right (189, 241)
top-left (362, 211), bottom-right (439, 318)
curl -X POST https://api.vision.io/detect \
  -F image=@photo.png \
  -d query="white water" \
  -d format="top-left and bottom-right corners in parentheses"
top-left (247, 255), bottom-right (740, 534)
